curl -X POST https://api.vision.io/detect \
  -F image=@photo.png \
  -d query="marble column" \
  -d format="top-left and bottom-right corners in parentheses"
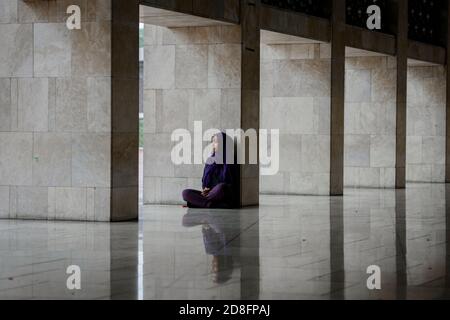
top-left (395, 0), bottom-right (408, 189)
top-left (446, 1), bottom-right (450, 182)
top-left (240, 0), bottom-right (261, 206)
top-left (0, 0), bottom-right (139, 222)
top-left (111, 0), bottom-right (140, 221)
top-left (330, 0), bottom-right (346, 195)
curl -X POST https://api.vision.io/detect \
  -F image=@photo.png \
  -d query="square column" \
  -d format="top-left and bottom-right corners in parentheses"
top-left (395, 0), bottom-right (408, 188)
top-left (111, 0), bottom-right (140, 221)
top-left (446, 1), bottom-right (450, 182)
top-left (330, 0), bottom-right (346, 195)
top-left (240, 0), bottom-right (261, 206)
top-left (0, 0), bottom-right (139, 221)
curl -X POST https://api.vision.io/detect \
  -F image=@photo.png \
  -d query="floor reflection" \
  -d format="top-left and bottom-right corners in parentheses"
top-left (395, 190), bottom-right (407, 300)
top-left (182, 209), bottom-right (241, 285)
top-left (445, 185), bottom-right (450, 298)
top-left (110, 223), bottom-right (140, 300)
top-left (329, 197), bottom-right (345, 300)
top-left (181, 208), bottom-right (260, 299)
top-left (1, 184), bottom-right (450, 299)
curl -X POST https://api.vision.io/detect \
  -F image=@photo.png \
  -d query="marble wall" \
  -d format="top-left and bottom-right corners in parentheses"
top-left (260, 40), bottom-right (331, 195)
top-left (143, 24), bottom-right (242, 204)
top-left (344, 54), bottom-right (397, 188)
top-left (0, 0), bottom-right (115, 221)
top-left (406, 65), bottom-right (446, 183)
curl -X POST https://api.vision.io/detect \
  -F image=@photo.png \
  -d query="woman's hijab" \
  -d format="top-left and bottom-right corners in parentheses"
top-left (202, 132), bottom-right (234, 189)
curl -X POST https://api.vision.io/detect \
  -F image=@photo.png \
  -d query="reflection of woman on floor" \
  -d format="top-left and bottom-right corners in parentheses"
top-left (182, 132), bottom-right (236, 209)
top-left (182, 210), bottom-right (234, 284)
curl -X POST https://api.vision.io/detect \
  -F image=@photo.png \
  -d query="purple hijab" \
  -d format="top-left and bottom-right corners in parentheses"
top-left (202, 132), bottom-right (233, 189)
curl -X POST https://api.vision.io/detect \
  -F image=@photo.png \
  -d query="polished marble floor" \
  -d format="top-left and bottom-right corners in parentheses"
top-left (1, 183), bottom-right (450, 300)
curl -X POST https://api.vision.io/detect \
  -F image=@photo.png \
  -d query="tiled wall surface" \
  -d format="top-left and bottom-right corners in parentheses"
top-left (1, 2), bottom-right (448, 217)
top-left (143, 24), bottom-right (242, 205)
top-left (406, 65), bottom-right (446, 183)
top-left (0, 0), bottom-right (113, 221)
top-left (344, 55), bottom-right (397, 188)
top-left (260, 41), bottom-right (331, 195)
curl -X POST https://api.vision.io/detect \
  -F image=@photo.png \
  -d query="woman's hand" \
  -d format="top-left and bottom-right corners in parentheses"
top-left (201, 188), bottom-right (211, 197)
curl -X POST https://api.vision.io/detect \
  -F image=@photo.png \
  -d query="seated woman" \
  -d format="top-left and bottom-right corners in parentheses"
top-left (182, 132), bottom-right (236, 209)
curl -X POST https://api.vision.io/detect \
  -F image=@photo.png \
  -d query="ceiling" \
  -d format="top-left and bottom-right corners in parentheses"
top-left (140, 5), bottom-right (232, 27)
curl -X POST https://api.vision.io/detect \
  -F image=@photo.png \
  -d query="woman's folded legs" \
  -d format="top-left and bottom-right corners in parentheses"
top-left (182, 183), bottom-right (228, 208)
